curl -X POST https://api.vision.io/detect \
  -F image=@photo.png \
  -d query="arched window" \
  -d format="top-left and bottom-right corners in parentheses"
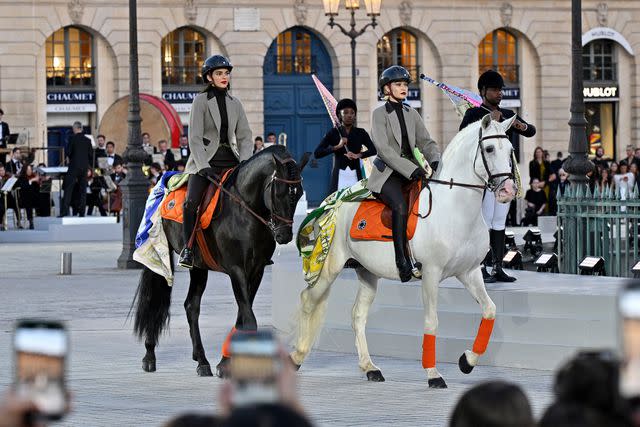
top-left (478, 29), bottom-right (518, 84)
top-left (377, 29), bottom-right (419, 84)
top-left (263, 27), bottom-right (314, 75)
top-left (162, 27), bottom-right (206, 86)
top-left (46, 26), bottom-right (94, 87)
top-left (583, 40), bottom-right (617, 82)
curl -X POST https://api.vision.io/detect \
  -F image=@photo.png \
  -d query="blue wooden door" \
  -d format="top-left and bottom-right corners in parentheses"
top-left (263, 27), bottom-right (333, 207)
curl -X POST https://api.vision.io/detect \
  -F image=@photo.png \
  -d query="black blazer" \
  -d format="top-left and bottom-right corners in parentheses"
top-left (161, 150), bottom-right (176, 170)
top-left (314, 126), bottom-right (376, 194)
top-left (459, 104), bottom-right (536, 138)
top-left (0, 122), bottom-right (9, 146)
top-left (67, 133), bottom-right (94, 170)
top-left (529, 160), bottom-right (551, 183)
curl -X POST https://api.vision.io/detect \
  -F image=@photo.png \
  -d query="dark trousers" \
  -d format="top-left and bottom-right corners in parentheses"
top-left (182, 173), bottom-right (210, 245)
top-left (86, 191), bottom-right (107, 216)
top-left (374, 172), bottom-right (411, 265)
top-left (61, 168), bottom-right (87, 216)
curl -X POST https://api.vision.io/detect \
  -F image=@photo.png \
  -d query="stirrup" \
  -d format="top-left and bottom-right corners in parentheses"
top-left (178, 248), bottom-right (194, 269)
top-left (411, 262), bottom-right (422, 279)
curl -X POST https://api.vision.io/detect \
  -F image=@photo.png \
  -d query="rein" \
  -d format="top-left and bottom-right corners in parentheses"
top-left (205, 157), bottom-right (302, 235)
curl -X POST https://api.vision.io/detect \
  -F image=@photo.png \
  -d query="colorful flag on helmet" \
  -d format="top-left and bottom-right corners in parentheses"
top-left (420, 74), bottom-right (485, 117)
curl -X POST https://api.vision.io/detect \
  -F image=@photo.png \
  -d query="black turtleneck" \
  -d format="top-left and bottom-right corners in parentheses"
top-left (389, 101), bottom-right (412, 159)
top-left (206, 85), bottom-right (237, 172)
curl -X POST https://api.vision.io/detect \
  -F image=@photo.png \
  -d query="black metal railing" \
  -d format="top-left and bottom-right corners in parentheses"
top-left (46, 67), bottom-right (95, 87)
top-left (162, 65), bottom-right (203, 86)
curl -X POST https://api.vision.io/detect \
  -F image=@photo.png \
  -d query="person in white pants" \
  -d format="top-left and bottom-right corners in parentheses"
top-left (459, 70), bottom-right (537, 283)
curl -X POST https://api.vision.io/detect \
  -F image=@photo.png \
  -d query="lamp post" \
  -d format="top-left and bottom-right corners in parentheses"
top-left (562, 0), bottom-right (593, 185)
top-left (322, 0), bottom-right (382, 104)
top-left (117, 0), bottom-right (149, 269)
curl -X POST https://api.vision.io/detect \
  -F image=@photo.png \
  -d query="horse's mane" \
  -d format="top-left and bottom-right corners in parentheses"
top-left (224, 145), bottom-right (299, 188)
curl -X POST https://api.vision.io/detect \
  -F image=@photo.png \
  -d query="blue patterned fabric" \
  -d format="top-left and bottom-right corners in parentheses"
top-left (135, 171), bottom-right (180, 248)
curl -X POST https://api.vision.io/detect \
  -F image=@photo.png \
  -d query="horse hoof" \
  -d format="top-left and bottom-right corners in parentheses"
top-left (428, 377), bottom-right (448, 389)
top-left (288, 356), bottom-right (301, 371)
top-left (366, 370), bottom-right (385, 382)
top-left (142, 359), bottom-right (156, 372)
top-left (459, 353), bottom-right (474, 374)
top-left (216, 357), bottom-right (230, 379)
top-left (197, 365), bottom-right (213, 377)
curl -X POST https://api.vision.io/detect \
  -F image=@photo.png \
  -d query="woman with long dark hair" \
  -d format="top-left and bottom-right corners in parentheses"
top-left (178, 55), bottom-right (253, 268)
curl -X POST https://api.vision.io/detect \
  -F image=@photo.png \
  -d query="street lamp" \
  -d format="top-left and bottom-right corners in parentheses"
top-left (322, 0), bottom-right (382, 104)
top-left (562, 0), bottom-right (594, 185)
top-left (117, 0), bottom-right (150, 269)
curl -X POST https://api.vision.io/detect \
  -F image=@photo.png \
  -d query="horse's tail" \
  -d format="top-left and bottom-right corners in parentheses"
top-left (131, 267), bottom-right (172, 346)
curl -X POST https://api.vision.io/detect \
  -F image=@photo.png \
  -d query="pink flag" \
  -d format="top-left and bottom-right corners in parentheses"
top-left (311, 74), bottom-right (340, 128)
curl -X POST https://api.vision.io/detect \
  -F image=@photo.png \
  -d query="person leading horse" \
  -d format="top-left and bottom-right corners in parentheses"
top-left (460, 69), bottom-right (536, 283)
top-left (368, 65), bottom-right (441, 282)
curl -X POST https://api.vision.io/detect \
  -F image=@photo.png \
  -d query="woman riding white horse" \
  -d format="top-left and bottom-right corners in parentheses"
top-left (291, 114), bottom-right (517, 388)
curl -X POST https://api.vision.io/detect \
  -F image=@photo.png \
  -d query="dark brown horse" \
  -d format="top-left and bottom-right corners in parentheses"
top-left (132, 146), bottom-right (308, 376)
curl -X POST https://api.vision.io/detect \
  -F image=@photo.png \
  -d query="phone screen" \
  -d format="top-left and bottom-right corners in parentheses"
top-left (13, 321), bottom-right (67, 419)
top-left (229, 331), bottom-right (280, 407)
top-left (620, 289), bottom-right (640, 398)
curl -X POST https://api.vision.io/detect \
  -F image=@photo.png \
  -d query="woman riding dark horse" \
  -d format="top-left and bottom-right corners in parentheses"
top-left (132, 145), bottom-right (306, 377)
top-left (178, 54), bottom-right (253, 269)
top-left (367, 65), bottom-right (441, 282)
top-left (313, 98), bottom-right (376, 196)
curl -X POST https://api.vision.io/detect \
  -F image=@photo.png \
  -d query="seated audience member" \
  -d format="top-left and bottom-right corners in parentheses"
top-left (522, 178), bottom-right (547, 226)
top-left (0, 163), bottom-right (20, 230)
top-left (539, 402), bottom-right (618, 427)
top-left (94, 134), bottom-right (108, 166)
top-left (16, 164), bottom-right (38, 229)
top-left (222, 404), bottom-right (313, 427)
top-left (448, 381), bottom-right (535, 427)
top-left (110, 162), bottom-right (126, 186)
top-left (175, 160), bottom-right (186, 173)
top-left (540, 350), bottom-right (633, 427)
top-left (178, 134), bottom-right (190, 162)
top-left (558, 168), bottom-right (569, 197)
top-left (157, 139), bottom-right (176, 171)
top-left (34, 163), bottom-right (52, 217)
top-left (253, 136), bottom-right (264, 154)
top-left (86, 168), bottom-right (107, 216)
top-left (104, 141), bottom-right (123, 170)
top-left (148, 162), bottom-right (163, 186)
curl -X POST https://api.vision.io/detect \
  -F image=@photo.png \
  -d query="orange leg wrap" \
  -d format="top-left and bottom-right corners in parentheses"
top-left (221, 326), bottom-right (237, 358)
top-left (422, 334), bottom-right (436, 369)
top-left (472, 318), bottom-right (495, 355)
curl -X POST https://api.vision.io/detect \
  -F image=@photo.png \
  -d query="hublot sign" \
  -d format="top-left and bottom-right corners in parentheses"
top-left (583, 85), bottom-right (619, 100)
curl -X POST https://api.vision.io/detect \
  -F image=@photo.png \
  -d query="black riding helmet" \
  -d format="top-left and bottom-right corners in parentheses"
top-left (201, 55), bottom-right (233, 80)
top-left (335, 98), bottom-right (357, 117)
top-left (379, 65), bottom-right (412, 91)
top-left (477, 69), bottom-right (504, 91)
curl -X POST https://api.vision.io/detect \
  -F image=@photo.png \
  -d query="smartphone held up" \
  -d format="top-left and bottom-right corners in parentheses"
top-left (13, 319), bottom-right (69, 421)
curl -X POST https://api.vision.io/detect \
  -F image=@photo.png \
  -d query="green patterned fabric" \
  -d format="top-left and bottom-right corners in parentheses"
top-left (297, 180), bottom-right (372, 286)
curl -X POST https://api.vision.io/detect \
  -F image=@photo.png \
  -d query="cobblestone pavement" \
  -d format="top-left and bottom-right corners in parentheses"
top-left (0, 241), bottom-right (554, 426)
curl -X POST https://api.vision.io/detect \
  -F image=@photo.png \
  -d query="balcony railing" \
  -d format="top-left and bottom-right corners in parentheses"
top-left (162, 65), bottom-right (203, 86)
top-left (47, 67), bottom-right (95, 87)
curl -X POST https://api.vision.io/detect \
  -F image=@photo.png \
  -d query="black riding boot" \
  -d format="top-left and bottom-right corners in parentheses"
top-left (391, 210), bottom-right (414, 283)
top-left (489, 229), bottom-right (516, 282)
top-left (482, 248), bottom-right (497, 283)
top-left (179, 200), bottom-right (198, 268)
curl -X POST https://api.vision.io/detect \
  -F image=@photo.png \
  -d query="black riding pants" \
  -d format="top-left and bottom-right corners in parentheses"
top-left (374, 172), bottom-right (411, 264)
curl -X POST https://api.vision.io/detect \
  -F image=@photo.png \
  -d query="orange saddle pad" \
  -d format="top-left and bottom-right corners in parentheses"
top-left (160, 169), bottom-right (232, 229)
top-left (350, 182), bottom-right (422, 242)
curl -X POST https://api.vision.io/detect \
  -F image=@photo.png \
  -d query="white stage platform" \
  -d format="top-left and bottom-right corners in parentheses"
top-left (0, 216), bottom-right (121, 243)
top-left (273, 255), bottom-right (625, 371)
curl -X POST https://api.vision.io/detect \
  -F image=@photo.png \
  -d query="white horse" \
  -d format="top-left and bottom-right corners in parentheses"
top-left (291, 114), bottom-right (518, 388)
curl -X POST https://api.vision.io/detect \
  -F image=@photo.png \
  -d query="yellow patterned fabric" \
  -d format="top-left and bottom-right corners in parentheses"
top-left (297, 180), bottom-right (371, 287)
top-left (513, 152), bottom-right (524, 198)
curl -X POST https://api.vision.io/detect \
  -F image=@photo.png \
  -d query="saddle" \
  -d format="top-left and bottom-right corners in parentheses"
top-left (350, 180), bottom-right (423, 242)
top-left (160, 169), bottom-right (233, 271)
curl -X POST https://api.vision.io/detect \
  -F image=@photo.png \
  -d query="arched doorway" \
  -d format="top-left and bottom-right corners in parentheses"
top-left (263, 26), bottom-right (333, 206)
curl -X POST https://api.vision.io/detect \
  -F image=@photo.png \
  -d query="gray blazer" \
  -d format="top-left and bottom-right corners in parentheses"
top-left (366, 102), bottom-right (441, 193)
top-left (184, 91), bottom-right (253, 175)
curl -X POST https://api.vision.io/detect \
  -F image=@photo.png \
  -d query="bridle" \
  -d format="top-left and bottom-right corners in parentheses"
top-left (206, 157), bottom-right (302, 236)
top-left (427, 125), bottom-right (514, 192)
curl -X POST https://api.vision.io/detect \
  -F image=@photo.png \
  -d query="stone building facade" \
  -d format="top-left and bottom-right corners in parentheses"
top-left (0, 0), bottom-right (638, 203)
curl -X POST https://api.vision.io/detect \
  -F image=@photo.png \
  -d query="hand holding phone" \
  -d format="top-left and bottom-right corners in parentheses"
top-left (13, 320), bottom-right (69, 421)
